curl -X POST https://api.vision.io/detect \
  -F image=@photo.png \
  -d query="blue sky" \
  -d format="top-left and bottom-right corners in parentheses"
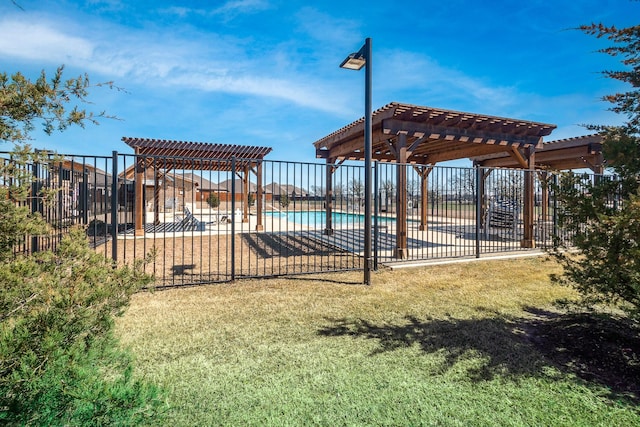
top-left (1, 0), bottom-right (638, 166)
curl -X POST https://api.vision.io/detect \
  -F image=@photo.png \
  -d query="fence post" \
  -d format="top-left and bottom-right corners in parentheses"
top-left (475, 165), bottom-right (482, 258)
top-left (111, 151), bottom-right (118, 263)
top-left (231, 156), bottom-right (236, 281)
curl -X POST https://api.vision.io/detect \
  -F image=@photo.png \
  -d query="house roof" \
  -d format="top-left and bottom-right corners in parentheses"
top-left (313, 102), bottom-right (556, 164)
top-left (180, 172), bottom-right (218, 190)
top-left (216, 178), bottom-right (256, 193)
top-left (122, 137), bottom-right (272, 171)
top-left (263, 183), bottom-right (307, 195)
top-left (55, 159), bottom-right (111, 187)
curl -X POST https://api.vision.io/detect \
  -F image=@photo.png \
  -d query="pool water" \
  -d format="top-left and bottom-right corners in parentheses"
top-left (266, 210), bottom-right (394, 227)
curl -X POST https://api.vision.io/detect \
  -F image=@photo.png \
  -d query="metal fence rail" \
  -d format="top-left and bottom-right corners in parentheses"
top-left (2, 149), bottom-right (604, 287)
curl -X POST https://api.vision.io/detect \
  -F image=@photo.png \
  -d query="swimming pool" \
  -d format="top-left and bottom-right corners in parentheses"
top-left (266, 210), bottom-right (394, 227)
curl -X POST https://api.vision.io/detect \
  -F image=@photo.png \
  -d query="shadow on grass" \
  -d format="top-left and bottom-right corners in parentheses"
top-left (319, 311), bottom-right (640, 403)
top-left (523, 308), bottom-right (640, 402)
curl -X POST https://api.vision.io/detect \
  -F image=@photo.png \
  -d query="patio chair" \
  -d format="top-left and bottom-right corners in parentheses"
top-left (484, 198), bottom-right (519, 239)
top-left (175, 207), bottom-right (212, 231)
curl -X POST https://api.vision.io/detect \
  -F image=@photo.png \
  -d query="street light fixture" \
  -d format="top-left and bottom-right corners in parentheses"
top-left (340, 37), bottom-right (372, 286)
top-left (339, 52), bottom-right (366, 70)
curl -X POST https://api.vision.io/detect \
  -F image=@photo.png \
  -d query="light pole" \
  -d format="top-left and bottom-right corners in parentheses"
top-left (341, 37), bottom-right (372, 286)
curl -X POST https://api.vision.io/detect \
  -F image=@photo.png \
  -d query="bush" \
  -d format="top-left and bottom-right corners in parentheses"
top-left (86, 218), bottom-right (107, 236)
top-left (279, 192), bottom-right (290, 208)
top-left (206, 192), bottom-right (220, 208)
top-left (0, 228), bottom-right (163, 425)
top-left (551, 175), bottom-right (640, 317)
top-left (0, 67), bottom-right (163, 424)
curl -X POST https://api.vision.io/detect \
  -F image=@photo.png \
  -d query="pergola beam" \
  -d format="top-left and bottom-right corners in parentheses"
top-left (473, 134), bottom-right (604, 171)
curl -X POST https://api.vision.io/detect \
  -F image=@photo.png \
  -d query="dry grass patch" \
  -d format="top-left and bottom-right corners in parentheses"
top-left (117, 257), bottom-right (640, 426)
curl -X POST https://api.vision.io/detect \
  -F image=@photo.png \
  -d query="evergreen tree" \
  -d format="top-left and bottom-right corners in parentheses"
top-left (551, 21), bottom-right (640, 317)
top-left (0, 67), bottom-right (163, 424)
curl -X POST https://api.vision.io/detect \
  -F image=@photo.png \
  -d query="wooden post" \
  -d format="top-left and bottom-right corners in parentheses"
top-left (395, 133), bottom-right (408, 259)
top-left (538, 171), bottom-right (550, 224)
top-left (324, 161), bottom-right (334, 235)
top-left (134, 154), bottom-right (145, 236)
top-left (242, 166), bottom-right (249, 223)
top-left (255, 161), bottom-right (264, 231)
top-left (521, 147), bottom-right (536, 248)
top-left (416, 165), bottom-right (433, 232)
top-left (154, 169), bottom-right (161, 225)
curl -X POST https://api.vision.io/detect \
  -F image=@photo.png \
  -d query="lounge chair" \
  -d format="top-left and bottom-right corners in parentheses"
top-left (484, 198), bottom-right (520, 239)
top-left (175, 207), bottom-right (213, 231)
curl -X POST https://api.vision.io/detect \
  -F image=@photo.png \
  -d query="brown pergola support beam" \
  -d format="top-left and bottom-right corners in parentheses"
top-left (134, 154), bottom-right (145, 236)
top-left (154, 169), bottom-right (161, 225)
top-left (507, 146), bottom-right (530, 169)
top-left (324, 160), bottom-right (336, 235)
top-left (254, 161), bottom-right (264, 231)
top-left (413, 165), bottom-right (433, 231)
top-left (537, 171), bottom-right (551, 224)
top-left (582, 153), bottom-right (605, 174)
top-left (521, 147), bottom-right (536, 248)
top-left (395, 133), bottom-right (408, 259)
top-left (242, 166), bottom-right (249, 223)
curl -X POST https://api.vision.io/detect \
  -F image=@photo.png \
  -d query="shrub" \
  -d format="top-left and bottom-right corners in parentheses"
top-left (206, 192), bottom-right (220, 208)
top-left (1, 67), bottom-right (164, 424)
top-left (280, 192), bottom-right (290, 208)
top-left (0, 228), bottom-right (163, 425)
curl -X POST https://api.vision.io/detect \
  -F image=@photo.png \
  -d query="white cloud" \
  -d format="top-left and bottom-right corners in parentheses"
top-left (160, 6), bottom-right (193, 18)
top-left (84, 0), bottom-right (125, 12)
top-left (0, 19), bottom-right (93, 63)
top-left (295, 7), bottom-right (361, 46)
top-left (0, 15), bottom-right (349, 115)
top-left (377, 49), bottom-right (518, 112)
top-left (159, 0), bottom-right (270, 20)
top-left (213, 0), bottom-right (270, 16)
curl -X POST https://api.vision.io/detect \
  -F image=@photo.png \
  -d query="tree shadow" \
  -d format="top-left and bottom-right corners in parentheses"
top-left (318, 310), bottom-right (640, 403)
top-left (523, 308), bottom-right (640, 401)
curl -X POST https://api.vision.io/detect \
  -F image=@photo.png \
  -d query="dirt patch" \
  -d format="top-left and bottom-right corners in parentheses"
top-left (95, 232), bottom-right (362, 287)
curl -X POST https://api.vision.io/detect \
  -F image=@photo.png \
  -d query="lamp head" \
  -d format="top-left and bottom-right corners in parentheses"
top-left (340, 52), bottom-right (366, 70)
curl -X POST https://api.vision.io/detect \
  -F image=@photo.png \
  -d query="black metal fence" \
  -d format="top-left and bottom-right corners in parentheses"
top-left (2, 150), bottom-right (601, 287)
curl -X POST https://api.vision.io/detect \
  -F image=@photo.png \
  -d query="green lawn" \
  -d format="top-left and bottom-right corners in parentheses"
top-left (117, 257), bottom-right (640, 426)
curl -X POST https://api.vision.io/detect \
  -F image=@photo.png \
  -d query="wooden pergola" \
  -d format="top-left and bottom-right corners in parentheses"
top-left (123, 137), bottom-right (272, 236)
top-left (313, 102), bottom-right (557, 257)
top-left (471, 133), bottom-right (605, 232)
